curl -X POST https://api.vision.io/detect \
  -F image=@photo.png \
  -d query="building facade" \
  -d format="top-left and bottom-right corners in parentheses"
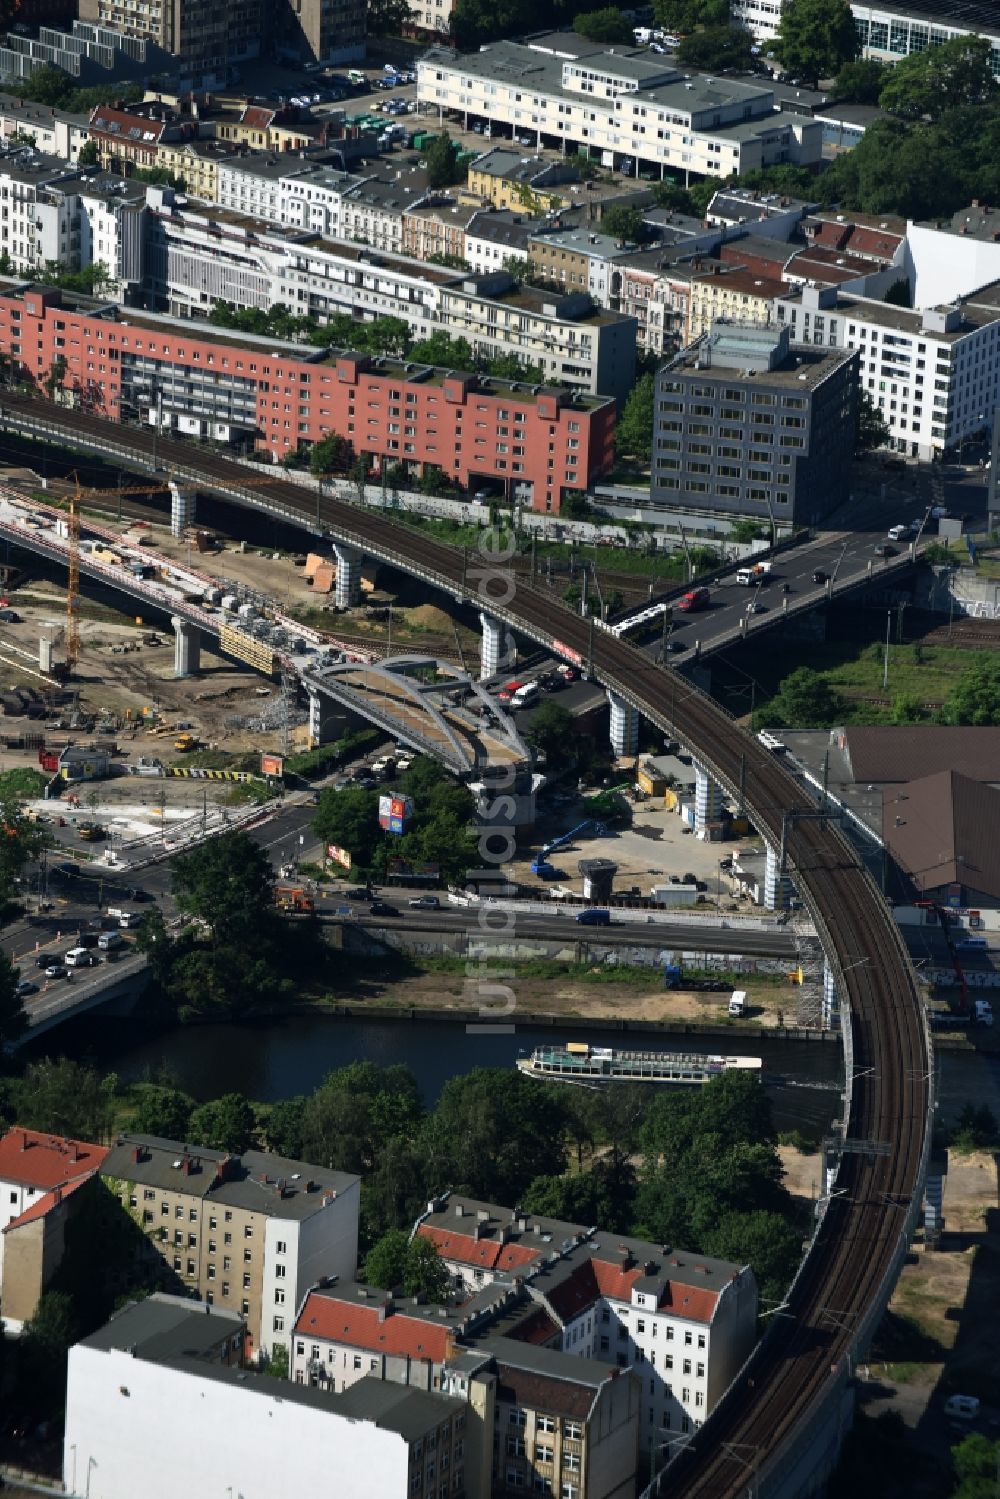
top-left (77, 0), bottom-right (261, 76)
top-left (775, 280), bottom-right (1000, 460)
top-left (64, 1295), bottom-right (474, 1499)
top-left (652, 323), bottom-right (859, 525)
top-left (852, 1), bottom-right (1000, 78)
top-left (0, 1127), bottom-right (109, 1331)
top-left (687, 267), bottom-right (785, 342)
top-left (98, 1133), bottom-right (360, 1359)
top-left (418, 34), bottom-right (822, 182)
top-left (0, 285), bottom-right (616, 509)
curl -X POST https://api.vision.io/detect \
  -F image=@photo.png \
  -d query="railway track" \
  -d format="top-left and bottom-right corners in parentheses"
top-left (0, 395), bottom-right (931, 1499)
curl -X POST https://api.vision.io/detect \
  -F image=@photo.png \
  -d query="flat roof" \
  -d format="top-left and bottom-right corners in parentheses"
top-left (802, 284), bottom-right (1000, 337)
top-left (667, 332), bottom-right (855, 391)
top-left (82, 1293), bottom-right (243, 1361)
top-left (100, 1134), bottom-right (358, 1221)
top-left (692, 266), bottom-right (787, 297)
top-left (0, 90), bottom-right (90, 128)
top-left (853, 0), bottom-right (1000, 36)
top-left (709, 188), bottom-right (812, 220)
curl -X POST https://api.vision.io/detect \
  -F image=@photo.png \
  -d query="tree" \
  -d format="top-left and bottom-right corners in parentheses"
top-left (776, 0), bottom-right (858, 84)
top-left (171, 830), bottom-right (274, 945)
top-left (703, 1208), bottom-right (803, 1306)
top-left (424, 132), bottom-right (462, 191)
top-left (20, 1290), bottom-right (78, 1397)
top-left (616, 371), bottom-right (655, 458)
top-left (654, 0), bottom-right (728, 30)
top-left (0, 947), bottom-right (26, 1049)
top-left (130, 1083), bottom-right (194, 1140)
top-left (363, 1228), bottom-right (451, 1301)
top-left (833, 57), bottom-right (885, 103)
top-left (525, 701), bottom-right (581, 769)
top-left (265, 1095), bottom-right (307, 1157)
top-left (310, 432), bottom-right (352, 477)
top-left (265, 1342), bottom-right (290, 1378)
top-left (878, 35), bottom-right (996, 121)
top-left (42, 354), bottom-right (68, 401)
top-left (951, 1433), bottom-right (1000, 1499)
top-left (947, 658), bottom-right (1000, 726)
top-left (574, 6), bottom-right (633, 42)
top-left (600, 204), bottom-right (647, 245)
top-left (408, 329), bottom-right (476, 370)
top-left (188, 1092), bottom-right (259, 1153)
top-left (10, 1058), bottom-right (116, 1141)
top-left (133, 905), bottom-right (174, 983)
top-left (677, 26), bottom-right (754, 72)
top-left (420, 1069), bottom-right (569, 1203)
top-left (367, 0), bottom-right (413, 32)
top-left (523, 1156), bottom-right (636, 1232)
top-left (856, 387), bottom-right (890, 452)
top-left (78, 138), bottom-right (100, 166)
top-left (313, 784), bottom-right (380, 872)
top-left (756, 666), bottom-right (845, 729)
top-left (883, 278), bottom-right (910, 308)
top-left (300, 1062), bottom-right (424, 1177)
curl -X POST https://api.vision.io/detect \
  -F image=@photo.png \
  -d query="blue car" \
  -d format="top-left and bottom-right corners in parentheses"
top-left (575, 908), bottom-right (611, 926)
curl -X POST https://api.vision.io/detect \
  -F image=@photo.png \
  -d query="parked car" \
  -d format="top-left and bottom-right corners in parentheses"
top-left (408, 895), bottom-right (441, 909)
top-left (345, 887), bottom-right (371, 901)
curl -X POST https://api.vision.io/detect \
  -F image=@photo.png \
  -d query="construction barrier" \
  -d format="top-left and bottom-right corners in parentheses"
top-left (166, 768), bottom-right (262, 782)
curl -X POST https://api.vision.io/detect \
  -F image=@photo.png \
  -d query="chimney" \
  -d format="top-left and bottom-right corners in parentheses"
top-left (20, 1130), bottom-right (28, 1150)
top-left (618, 1244), bottom-right (634, 1270)
top-left (131, 1144), bottom-right (144, 1164)
top-left (454, 1203), bottom-right (464, 1218)
top-left (182, 1155), bottom-right (193, 1175)
top-left (972, 198), bottom-right (980, 208)
top-left (70, 1142), bottom-right (79, 1163)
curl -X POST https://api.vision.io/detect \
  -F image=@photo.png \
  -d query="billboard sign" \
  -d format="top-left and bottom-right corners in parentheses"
top-left (261, 753), bottom-right (284, 777)
top-left (327, 844), bottom-right (352, 869)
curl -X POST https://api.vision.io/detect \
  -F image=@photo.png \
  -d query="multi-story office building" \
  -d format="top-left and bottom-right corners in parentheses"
top-left (775, 280), bottom-right (1000, 460)
top-left (64, 1294), bottom-right (475, 1499)
top-left (0, 285), bottom-right (615, 508)
top-left (418, 33), bottom-right (822, 183)
top-left (273, 0), bottom-right (366, 66)
top-left (78, 0), bottom-right (262, 77)
top-left (652, 322), bottom-right (858, 526)
top-left (99, 1133), bottom-right (360, 1359)
top-left (851, 0), bottom-right (1000, 78)
top-left (144, 198), bottom-right (637, 404)
top-left (0, 1127), bottom-right (109, 1331)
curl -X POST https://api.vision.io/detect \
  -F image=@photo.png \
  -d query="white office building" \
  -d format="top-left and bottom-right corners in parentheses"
top-left (852, 1), bottom-right (1000, 77)
top-left (417, 33), bottom-right (822, 184)
top-left (907, 203), bottom-right (1000, 309)
top-left (775, 280), bottom-right (1000, 459)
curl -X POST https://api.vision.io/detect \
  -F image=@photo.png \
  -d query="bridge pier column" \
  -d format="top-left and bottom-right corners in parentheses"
top-left (764, 840), bottom-right (792, 911)
top-left (169, 481), bottom-right (196, 538)
top-left (823, 957), bottom-right (838, 1029)
top-left (693, 761), bottom-right (722, 834)
top-left (607, 691), bottom-right (639, 757)
top-left (479, 612), bottom-right (504, 681)
top-left (307, 687), bottom-right (336, 747)
top-left (333, 544), bottom-right (364, 608)
top-left (171, 616), bottom-right (201, 678)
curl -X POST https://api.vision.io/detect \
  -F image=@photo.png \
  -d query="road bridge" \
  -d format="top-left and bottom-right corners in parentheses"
top-left (0, 394), bottom-right (932, 1499)
top-left (18, 952), bottom-right (150, 1041)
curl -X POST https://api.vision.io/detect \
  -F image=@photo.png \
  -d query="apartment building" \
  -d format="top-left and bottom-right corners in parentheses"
top-left (467, 147), bottom-right (581, 214)
top-left (0, 285), bottom-right (615, 508)
top-left (290, 1277), bottom-right (640, 1499)
top-left (216, 155), bottom-right (361, 234)
top-left (851, 0), bottom-right (1000, 78)
top-left (0, 93), bottom-right (89, 162)
top-left (64, 1294), bottom-right (474, 1499)
top-left (687, 266), bottom-right (784, 341)
top-left (414, 1196), bottom-right (591, 1294)
top-left (154, 138), bottom-right (241, 200)
top-left (706, 186), bottom-right (810, 240)
top-left (606, 249), bottom-right (702, 357)
top-left (730, 0), bottom-right (784, 42)
top-left (652, 322), bottom-right (858, 525)
top-left (145, 200), bottom-right (637, 404)
top-left (402, 203), bottom-right (474, 263)
top-left (99, 1133), bottom-right (360, 1359)
top-left (907, 202), bottom-right (1000, 309)
top-left (776, 280), bottom-right (1000, 460)
top-left (464, 209), bottom-right (534, 275)
top-left (275, 0), bottom-right (366, 66)
top-left (214, 102), bottom-right (328, 152)
top-left (0, 1127), bottom-right (109, 1330)
top-left (417, 33), bottom-right (822, 183)
top-left (78, 0), bottom-right (262, 77)
top-left (802, 209), bottom-right (905, 267)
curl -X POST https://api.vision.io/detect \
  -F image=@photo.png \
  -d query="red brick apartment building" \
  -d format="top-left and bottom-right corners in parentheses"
top-left (0, 285), bottom-right (616, 513)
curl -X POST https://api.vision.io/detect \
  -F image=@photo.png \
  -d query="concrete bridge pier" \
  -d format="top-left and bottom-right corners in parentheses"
top-left (171, 616), bottom-right (201, 678)
top-left (823, 957), bottom-right (838, 1028)
top-left (693, 760), bottom-right (722, 834)
top-left (480, 612), bottom-right (504, 681)
top-left (764, 840), bottom-right (793, 912)
top-left (334, 543), bottom-right (364, 607)
top-left (607, 691), bottom-right (639, 757)
top-left (169, 481), bottom-right (196, 538)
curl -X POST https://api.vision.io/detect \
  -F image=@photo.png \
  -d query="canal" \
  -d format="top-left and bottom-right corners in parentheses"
top-left (40, 1013), bottom-right (847, 1137)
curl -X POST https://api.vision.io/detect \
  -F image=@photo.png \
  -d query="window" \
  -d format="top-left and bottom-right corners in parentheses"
top-left (275, 1289), bottom-right (285, 1305)
top-left (273, 1317), bottom-right (284, 1333)
top-left (537, 1417), bottom-right (555, 1434)
top-left (275, 1264), bottom-right (286, 1279)
top-left (563, 1422), bottom-right (582, 1441)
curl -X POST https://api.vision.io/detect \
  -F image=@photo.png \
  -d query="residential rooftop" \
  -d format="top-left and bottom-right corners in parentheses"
top-left (667, 325), bottom-right (855, 392)
top-left (0, 1126), bottom-right (108, 1188)
top-left (0, 90), bottom-right (90, 129)
top-left (708, 187), bottom-right (812, 223)
top-left (82, 1293), bottom-right (243, 1362)
top-left (417, 1193), bottom-right (589, 1274)
top-left (786, 282), bottom-right (1000, 337)
top-left (99, 1133), bottom-right (359, 1220)
top-left (920, 201), bottom-right (1000, 243)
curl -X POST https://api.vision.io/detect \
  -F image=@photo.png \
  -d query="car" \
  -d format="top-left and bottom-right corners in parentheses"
top-left (874, 543), bottom-right (896, 558)
top-left (0, 608), bottom-right (21, 622)
top-left (369, 900), bottom-right (396, 916)
top-left (345, 887), bottom-right (371, 901)
top-left (35, 952), bottom-right (56, 968)
top-left (54, 861), bottom-right (78, 876)
top-left (45, 964), bottom-right (66, 979)
top-left (15, 979), bottom-right (37, 996)
top-left (575, 908), bottom-right (611, 926)
top-left (125, 886), bottom-right (153, 902)
top-left (667, 639), bottom-right (688, 653)
top-left (888, 525), bottom-right (909, 541)
top-left (408, 895), bottom-right (441, 909)
top-left (812, 569), bottom-right (828, 584)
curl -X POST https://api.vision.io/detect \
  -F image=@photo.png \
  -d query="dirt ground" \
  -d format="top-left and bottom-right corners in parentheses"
top-left (326, 959), bottom-right (801, 1028)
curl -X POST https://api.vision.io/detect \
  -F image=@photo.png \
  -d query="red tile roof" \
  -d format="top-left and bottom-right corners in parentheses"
top-left (240, 106), bottom-right (276, 132)
top-left (811, 220), bottom-right (850, 251)
top-left (543, 1252), bottom-right (720, 1325)
top-left (848, 225), bottom-right (903, 260)
top-left (3, 1173), bottom-right (91, 1232)
top-left (0, 1128), bottom-right (108, 1189)
top-left (90, 106), bottom-right (165, 144)
top-left (417, 1224), bottom-right (543, 1274)
top-left (293, 1293), bottom-right (454, 1363)
top-left (507, 1305), bottom-right (562, 1347)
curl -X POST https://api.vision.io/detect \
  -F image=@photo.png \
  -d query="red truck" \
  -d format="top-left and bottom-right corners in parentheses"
top-left (677, 587), bottom-right (711, 613)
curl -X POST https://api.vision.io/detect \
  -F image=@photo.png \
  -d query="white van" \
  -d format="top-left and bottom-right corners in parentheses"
top-left (888, 525), bottom-right (909, 541)
top-left (944, 1395), bottom-right (980, 1422)
top-left (65, 946), bottom-right (95, 968)
top-left (98, 930), bottom-right (124, 951)
top-left (118, 911), bottom-right (144, 929)
top-left (728, 990), bottom-right (747, 1017)
top-left (511, 682), bottom-right (540, 710)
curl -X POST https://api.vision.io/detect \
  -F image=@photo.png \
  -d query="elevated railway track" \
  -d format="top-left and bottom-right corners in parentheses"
top-left (0, 394), bottom-right (931, 1498)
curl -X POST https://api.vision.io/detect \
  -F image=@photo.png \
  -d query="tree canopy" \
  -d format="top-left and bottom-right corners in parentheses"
top-left (877, 34), bottom-right (997, 121)
top-left (776, 0), bottom-right (859, 84)
top-left (833, 57), bottom-right (885, 103)
top-left (313, 757), bottom-right (476, 882)
top-left (171, 830), bottom-right (275, 945)
top-left (616, 371), bottom-right (655, 459)
top-left (756, 666), bottom-right (846, 729)
top-left (856, 387), bottom-right (890, 452)
top-left (187, 1092), bottom-right (259, 1153)
top-left (677, 26), bottom-right (754, 72)
top-left (573, 5), bottom-right (633, 42)
top-left (946, 658), bottom-right (1000, 726)
top-left (420, 1068), bottom-right (570, 1202)
top-left (363, 1228), bottom-right (451, 1301)
top-left (0, 947), bottom-right (26, 1050)
top-left (600, 204), bottom-right (648, 245)
top-left (654, 0), bottom-right (728, 30)
top-left (424, 132), bottom-right (464, 191)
